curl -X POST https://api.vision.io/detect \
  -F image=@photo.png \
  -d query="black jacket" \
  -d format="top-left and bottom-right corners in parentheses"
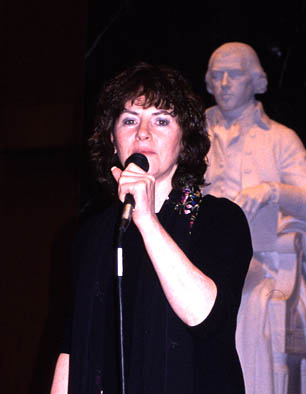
top-left (62, 192), bottom-right (252, 394)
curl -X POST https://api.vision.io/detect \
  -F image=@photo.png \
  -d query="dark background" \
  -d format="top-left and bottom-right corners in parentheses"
top-left (1, 1), bottom-right (305, 393)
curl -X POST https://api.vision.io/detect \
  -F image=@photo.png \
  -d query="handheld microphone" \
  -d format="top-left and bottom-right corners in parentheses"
top-left (119, 153), bottom-right (149, 232)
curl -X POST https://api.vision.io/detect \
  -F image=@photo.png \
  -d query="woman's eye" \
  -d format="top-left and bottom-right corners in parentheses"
top-left (123, 118), bottom-right (137, 125)
top-left (156, 118), bottom-right (170, 126)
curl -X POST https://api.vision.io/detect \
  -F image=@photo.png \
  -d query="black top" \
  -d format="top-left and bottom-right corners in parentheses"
top-left (62, 191), bottom-right (252, 394)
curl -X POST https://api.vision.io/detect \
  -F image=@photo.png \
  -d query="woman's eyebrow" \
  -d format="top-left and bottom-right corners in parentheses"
top-left (121, 109), bottom-right (173, 116)
top-left (152, 110), bottom-right (172, 116)
top-left (121, 109), bottom-right (138, 115)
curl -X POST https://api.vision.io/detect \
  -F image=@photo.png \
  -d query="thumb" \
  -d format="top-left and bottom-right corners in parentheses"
top-left (111, 166), bottom-right (122, 183)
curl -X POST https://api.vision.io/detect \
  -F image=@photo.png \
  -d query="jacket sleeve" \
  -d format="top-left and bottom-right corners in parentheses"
top-left (188, 195), bottom-right (253, 338)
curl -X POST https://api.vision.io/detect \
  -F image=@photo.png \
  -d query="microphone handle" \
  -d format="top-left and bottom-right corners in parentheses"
top-left (119, 153), bottom-right (149, 233)
top-left (120, 193), bottom-right (135, 232)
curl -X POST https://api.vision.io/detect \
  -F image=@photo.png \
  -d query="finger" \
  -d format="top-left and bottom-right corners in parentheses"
top-left (125, 162), bottom-right (147, 174)
top-left (118, 177), bottom-right (149, 198)
top-left (111, 166), bottom-right (122, 183)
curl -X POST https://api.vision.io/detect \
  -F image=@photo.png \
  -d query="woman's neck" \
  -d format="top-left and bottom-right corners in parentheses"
top-left (155, 178), bottom-right (173, 213)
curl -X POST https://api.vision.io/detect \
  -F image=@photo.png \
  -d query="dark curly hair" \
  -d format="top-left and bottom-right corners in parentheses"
top-left (89, 62), bottom-right (210, 195)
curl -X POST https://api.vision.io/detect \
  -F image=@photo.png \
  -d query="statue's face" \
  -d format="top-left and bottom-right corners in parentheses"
top-left (208, 52), bottom-right (255, 113)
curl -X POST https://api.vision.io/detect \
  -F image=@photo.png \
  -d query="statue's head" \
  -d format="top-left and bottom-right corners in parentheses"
top-left (205, 42), bottom-right (267, 113)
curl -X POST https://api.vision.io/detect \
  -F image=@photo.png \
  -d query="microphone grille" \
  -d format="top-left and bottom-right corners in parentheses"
top-left (125, 153), bottom-right (149, 172)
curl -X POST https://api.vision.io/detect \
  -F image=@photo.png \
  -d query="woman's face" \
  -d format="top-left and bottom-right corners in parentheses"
top-left (112, 98), bottom-right (183, 184)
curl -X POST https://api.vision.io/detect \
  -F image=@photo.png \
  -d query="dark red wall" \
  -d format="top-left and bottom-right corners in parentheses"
top-left (1, 1), bottom-right (87, 393)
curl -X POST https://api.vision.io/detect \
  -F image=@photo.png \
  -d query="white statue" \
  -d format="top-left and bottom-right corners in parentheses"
top-left (204, 42), bottom-right (306, 394)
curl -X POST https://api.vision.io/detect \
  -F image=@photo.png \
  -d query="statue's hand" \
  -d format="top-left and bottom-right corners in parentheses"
top-left (234, 183), bottom-right (275, 222)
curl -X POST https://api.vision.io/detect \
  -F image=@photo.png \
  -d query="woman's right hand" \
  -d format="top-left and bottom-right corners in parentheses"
top-left (111, 163), bottom-right (157, 228)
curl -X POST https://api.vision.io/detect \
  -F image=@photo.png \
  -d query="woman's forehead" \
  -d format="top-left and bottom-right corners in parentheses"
top-left (120, 101), bottom-right (175, 119)
top-left (123, 96), bottom-right (175, 113)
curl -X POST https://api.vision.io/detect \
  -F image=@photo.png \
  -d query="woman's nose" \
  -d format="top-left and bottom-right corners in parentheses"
top-left (136, 120), bottom-right (151, 140)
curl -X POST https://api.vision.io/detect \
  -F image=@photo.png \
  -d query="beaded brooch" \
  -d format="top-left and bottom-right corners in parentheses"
top-left (174, 186), bottom-right (203, 234)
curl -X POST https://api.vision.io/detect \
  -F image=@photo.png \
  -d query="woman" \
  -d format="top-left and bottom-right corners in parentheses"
top-left (51, 62), bottom-right (252, 394)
